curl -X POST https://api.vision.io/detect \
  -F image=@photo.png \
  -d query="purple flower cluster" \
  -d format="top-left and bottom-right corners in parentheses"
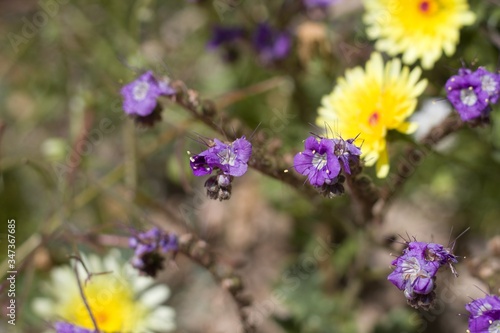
top-left (207, 26), bottom-right (245, 62)
top-left (129, 227), bottom-right (178, 277)
top-left (121, 71), bottom-right (176, 126)
top-left (189, 136), bottom-right (252, 201)
top-left (54, 322), bottom-right (94, 333)
top-left (446, 67), bottom-right (500, 122)
top-left (253, 23), bottom-right (291, 65)
top-left (388, 241), bottom-right (458, 309)
top-left (207, 23), bottom-right (291, 65)
top-left (293, 136), bottom-right (361, 197)
top-left (466, 295), bottom-right (500, 333)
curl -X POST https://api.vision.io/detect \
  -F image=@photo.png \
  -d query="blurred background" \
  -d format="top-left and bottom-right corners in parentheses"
top-left (1, 0), bottom-right (500, 332)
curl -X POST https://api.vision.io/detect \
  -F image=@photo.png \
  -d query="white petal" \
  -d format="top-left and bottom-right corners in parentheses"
top-left (32, 298), bottom-right (55, 317)
top-left (140, 284), bottom-right (171, 307)
top-left (146, 306), bottom-right (176, 332)
top-left (133, 275), bottom-right (155, 293)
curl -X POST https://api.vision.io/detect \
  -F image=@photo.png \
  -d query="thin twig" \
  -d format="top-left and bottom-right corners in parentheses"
top-left (69, 255), bottom-right (100, 333)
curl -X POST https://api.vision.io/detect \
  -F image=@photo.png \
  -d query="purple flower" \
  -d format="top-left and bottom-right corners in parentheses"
top-left (129, 227), bottom-right (178, 277)
top-left (388, 241), bottom-right (458, 309)
top-left (294, 136), bottom-right (341, 187)
top-left (54, 322), bottom-right (94, 333)
top-left (466, 295), bottom-right (500, 333)
top-left (121, 71), bottom-right (175, 117)
top-left (293, 135), bottom-right (361, 191)
top-left (253, 23), bottom-right (291, 64)
top-left (388, 242), bottom-right (439, 296)
top-left (208, 137), bottom-right (252, 176)
top-left (303, 0), bottom-right (339, 9)
top-left (207, 26), bottom-right (245, 49)
top-left (189, 136), bottom-right (251, 200)
top-left (446, 68), bottom-right (490, 121)
top-left (190, 136), bottom-right (252, 177)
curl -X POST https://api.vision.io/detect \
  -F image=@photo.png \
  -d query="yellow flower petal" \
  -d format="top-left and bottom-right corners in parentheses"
top-left (397, 121), bottom-right (418, 134)
top-left (376, 148), bottom-right (390, 178)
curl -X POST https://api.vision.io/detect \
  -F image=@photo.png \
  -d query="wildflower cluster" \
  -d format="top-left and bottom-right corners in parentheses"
top-left (120, 71), bottom-right (175, 126)
top-left (293, 135), bottom-right (361, 197)
top-left (446, 67), bottom-right (500, 122)
top-left (189, 136), bottom-right (252, 201)
top-left (388, 241), bottom-right (457, 309)
top-left (466, 295), bottom-right (500, 333)
top-left (129, 227), bottom-right (178, 277)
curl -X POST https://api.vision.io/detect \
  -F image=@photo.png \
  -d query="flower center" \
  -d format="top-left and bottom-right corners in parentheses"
top-left (132, 81), bottom-right (150, 101)
top-left (481, 74), bottom-right (498, 95)
top-left (369, 112), bottom-right (379, 126)
top-left (460, 88), bottom-right (478, 106)
top-left (418, 0), bottom-right (438, 15)
top-left (489, 320), bottom-right (500, 333)
top-left (312, 152), bottom-right (327, 170)
top-left (62, 276), bottom-right (144, 332)
top-left (401, 257), bottom-right (422, 281)
top-left (219, 148), bottom-right (237, 166)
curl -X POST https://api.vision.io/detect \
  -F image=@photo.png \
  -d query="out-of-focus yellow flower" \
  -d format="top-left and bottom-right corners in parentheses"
top-left (317, 52), bottom-right (427, 178)
top-left (363, 0), bottom-right (475, 69)
top-left (32, 251), bottom-right (175, 333)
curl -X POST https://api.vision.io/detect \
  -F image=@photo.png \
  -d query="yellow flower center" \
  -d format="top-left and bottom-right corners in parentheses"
top-left (60, 275), bottom-right (146, 332)
top-left (368, 112), bottom-right (380, 127)
top-left (418, 0), bottom-right (439, 15)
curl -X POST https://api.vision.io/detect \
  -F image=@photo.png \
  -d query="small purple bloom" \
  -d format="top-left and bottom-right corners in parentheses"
top-left (189, 136), bottom-right (251, 200)
top-left (121, 71), bottom-right (175, 117)
top-left (294, 136), bottom-right (341, 187)
top-left (207, 26), bottom-right (245, 49)
top-left (54, 322), bottom-right (95, 333)
top-left (388, 241), bottom-right (458, 309)
top-left (208, 137), bottom-right (252, 177)
top-left (446, 68), bottom-right (490, 121)
top-left (293, 135), bottom-right (361, 190)
top-left (253, 23), bottom-right (291, 64)
top-left (388, 242), bottom-right (439, 297)
top-left (129, 227), bottom-right (178, 277)
top-left (466, 295), bottom-right (500, 333)
top-left (190, 136), bottom-right (252, 177)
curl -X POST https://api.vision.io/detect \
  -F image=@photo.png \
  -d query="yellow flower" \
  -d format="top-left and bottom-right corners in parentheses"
top-left (317, 52), bottom-right (427, 178)
top-left (363, 0), bottom-right (475, 69)
top-left (32, 251), bottom-right (175, 333)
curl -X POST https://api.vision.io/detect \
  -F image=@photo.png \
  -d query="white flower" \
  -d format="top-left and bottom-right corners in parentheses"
top-left (32, 250), bottom-right (175, 333)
